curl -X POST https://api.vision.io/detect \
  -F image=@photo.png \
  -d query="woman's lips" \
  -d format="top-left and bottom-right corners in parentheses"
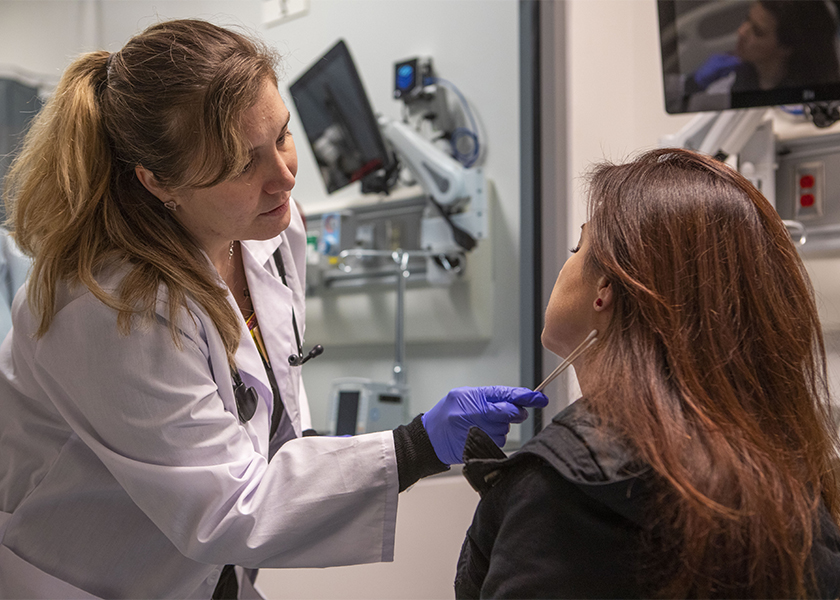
top-left (261, 200), bottom-right (289, 216)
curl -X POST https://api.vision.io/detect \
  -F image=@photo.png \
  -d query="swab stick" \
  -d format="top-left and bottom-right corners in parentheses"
top-left (535, 329), bottom-right (598, 392)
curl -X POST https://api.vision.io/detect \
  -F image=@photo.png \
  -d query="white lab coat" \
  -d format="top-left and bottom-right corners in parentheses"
top-left (0, 201), bottom-right (399, 599)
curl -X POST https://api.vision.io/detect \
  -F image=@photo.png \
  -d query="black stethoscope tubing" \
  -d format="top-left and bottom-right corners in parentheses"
top-left (231, 245), bottom-right (323, 425)
top-left (273, 248), bottom-right (323, 367)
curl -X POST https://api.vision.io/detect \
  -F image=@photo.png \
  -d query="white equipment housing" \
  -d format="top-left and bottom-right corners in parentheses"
top-left (328, 378), bottom-right (409, 435)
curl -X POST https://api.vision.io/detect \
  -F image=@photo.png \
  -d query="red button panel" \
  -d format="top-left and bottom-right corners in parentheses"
top-left (794, 162), bottom-right (823, 220)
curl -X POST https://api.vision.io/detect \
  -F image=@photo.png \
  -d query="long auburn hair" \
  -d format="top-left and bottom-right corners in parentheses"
top-left (582, 148), bottom-right (839, 597)
top-left (3, 19), bottom-right (279, 365)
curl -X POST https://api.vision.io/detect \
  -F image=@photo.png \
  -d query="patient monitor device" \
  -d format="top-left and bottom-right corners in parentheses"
top-left (328, 378), bottom-right (409, 435)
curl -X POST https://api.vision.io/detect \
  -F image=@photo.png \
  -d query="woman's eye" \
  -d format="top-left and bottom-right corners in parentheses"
top-left (570, 244), bottom-right (581, 254)
top-left (277, 130), bottom-right (291, 147)
top-left (238, 158), bottom-right (255, 177)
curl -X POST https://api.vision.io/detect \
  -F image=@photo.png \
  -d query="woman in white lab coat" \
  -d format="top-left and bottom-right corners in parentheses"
top-left (0, 19), bottom-right (546, 599)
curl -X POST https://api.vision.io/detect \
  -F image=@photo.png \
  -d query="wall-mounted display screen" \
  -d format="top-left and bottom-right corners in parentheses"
top-left (289, 39), bottom-right (395, 194)
top-left (658, 0), bottom-right (840, 113)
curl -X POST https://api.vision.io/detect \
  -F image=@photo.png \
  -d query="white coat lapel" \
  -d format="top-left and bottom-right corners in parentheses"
top-left (240, 239), bottom-right (301, 434)
top-left (227, 283), bottom-right (273, 417)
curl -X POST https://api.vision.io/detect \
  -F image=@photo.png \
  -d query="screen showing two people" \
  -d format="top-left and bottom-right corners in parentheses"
top-left (660, 0), bottom-right (840, 113)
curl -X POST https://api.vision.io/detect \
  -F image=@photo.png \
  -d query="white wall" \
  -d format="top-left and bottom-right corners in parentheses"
top-left (566, 0), bottom-right (694, 236)
top-left (0, 1), bottom-right (100, 76)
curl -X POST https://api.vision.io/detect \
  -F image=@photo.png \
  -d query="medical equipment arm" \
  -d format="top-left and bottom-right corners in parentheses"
top-left (379, 117), bottom-right (487, 250)
top-left (380, 118), bottom-right (472, 206)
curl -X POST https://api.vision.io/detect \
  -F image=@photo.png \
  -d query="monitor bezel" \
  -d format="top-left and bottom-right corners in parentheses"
top-left (289, 39), bottom-right (396, 194)
top-left (657, 0), bottom-right (840, 114)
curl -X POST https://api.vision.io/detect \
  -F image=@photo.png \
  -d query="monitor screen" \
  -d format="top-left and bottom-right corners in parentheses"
top-left (658, 0), bottom-right (840, 114)
top-left (335, 390), bottom-right (360, 436)
top-left (289, 40), bottom-right (394, 194)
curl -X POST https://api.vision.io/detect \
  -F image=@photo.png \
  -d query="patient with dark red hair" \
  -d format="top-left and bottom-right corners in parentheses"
top-left (456, 148), bottom-right (840, 598)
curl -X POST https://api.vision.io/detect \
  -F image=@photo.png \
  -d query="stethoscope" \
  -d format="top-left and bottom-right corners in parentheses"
top-left (232, 246), bottom-right (323, 424)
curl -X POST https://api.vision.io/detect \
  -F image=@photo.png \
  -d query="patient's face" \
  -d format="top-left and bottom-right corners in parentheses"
top-left (542, 224), bottom-right (600, 358)
top-left (736, 2), bottom-right (788, 68)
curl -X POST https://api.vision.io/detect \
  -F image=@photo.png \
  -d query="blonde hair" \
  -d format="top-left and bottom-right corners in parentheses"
top-left (4, 19), bottom-right (279, 365)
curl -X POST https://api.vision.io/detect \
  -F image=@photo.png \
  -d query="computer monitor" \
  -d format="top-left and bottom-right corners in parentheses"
top-left (289, 39), bottom-right (395, 194)
top-left (658, 0), bottom-right (840, 114)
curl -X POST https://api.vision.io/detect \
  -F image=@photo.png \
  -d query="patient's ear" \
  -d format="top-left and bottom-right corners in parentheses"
top-left (134, 165), bottom-right (174, 204)
top-left (594, 276), bottom-right (613, 311)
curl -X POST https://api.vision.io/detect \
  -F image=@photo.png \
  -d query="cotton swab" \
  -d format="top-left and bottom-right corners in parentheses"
top-left (534, 329), bottom-right (598, 392)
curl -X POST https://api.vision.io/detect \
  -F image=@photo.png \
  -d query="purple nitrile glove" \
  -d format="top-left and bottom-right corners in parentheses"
top-left (694, 53), bottom-right (742, 89)
top-left (421, 386), bottom-right (549, 465)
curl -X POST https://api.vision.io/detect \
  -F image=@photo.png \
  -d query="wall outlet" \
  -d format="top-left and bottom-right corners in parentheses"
top-left (262, 0), bottom-right (309, 27)
top-left (794, 161), bottom-right (825, 220)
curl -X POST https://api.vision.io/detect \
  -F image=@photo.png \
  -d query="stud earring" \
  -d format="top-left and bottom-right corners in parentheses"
top-left (163, 201), bottom-right (177, 211)
top-left (595, 298), bottom-right (603, 307)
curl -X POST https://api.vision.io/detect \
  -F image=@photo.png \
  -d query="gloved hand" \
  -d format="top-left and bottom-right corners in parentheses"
top-left (421, 386), bottom-right (548, 465)
top-left (693, 53), bottom-right (742, 89)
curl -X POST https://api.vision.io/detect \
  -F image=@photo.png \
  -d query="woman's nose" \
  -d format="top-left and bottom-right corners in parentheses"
top-left (265, 151), bottom-right (296, 193)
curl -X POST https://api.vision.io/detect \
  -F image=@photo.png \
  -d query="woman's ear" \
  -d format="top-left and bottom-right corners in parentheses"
top-left (594, 276), bottom-right (613, 311)
top-left (134, 165), bottom-right (173, 204)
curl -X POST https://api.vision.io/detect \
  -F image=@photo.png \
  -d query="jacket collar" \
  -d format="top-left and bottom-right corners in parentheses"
top-left (462, 400), bottom-right (652, 526)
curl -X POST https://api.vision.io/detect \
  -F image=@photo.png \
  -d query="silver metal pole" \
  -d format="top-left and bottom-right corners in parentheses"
top-left (392, 250), bottom-right (409, 386)
top-left (338, 247), bottom-right (446, 387)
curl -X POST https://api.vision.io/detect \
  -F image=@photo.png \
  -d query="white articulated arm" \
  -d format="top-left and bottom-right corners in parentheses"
top-left (380, 118), bottom-right (470, 207)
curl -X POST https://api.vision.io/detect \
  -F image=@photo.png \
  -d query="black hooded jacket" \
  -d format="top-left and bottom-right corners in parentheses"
top-left (455, 400), bottom-right (840, 599)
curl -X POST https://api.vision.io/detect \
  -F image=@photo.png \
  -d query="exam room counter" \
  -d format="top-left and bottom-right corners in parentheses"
top-left (257, 468), bottom-right (476, 600)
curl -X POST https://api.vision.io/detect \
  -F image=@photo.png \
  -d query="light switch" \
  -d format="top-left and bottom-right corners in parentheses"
top-left (262, 0), bottom-right (309, 27)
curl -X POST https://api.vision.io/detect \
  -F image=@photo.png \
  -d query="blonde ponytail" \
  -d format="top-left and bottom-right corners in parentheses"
top-left (3, 20), bottom-right (279, 366)
top-left (5, 51), bottom-right (119, 336)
